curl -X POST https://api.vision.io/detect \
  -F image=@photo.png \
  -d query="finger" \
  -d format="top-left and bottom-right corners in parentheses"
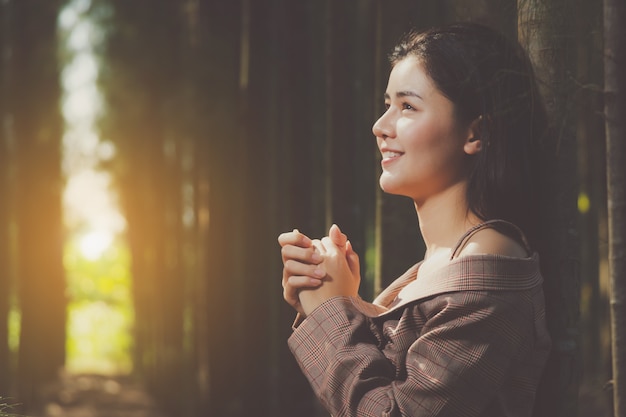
top-left (278, 229), bottom-right (313, 246)
top-left (346, 240), bottom-right (356, 256)
top-left (283, 259), bottom-right (326, 279)
top-left (311, 238), bottom-right (327, 255)
top-left (282, 273), bottom-right (323, 316)
top-left (278, 229), bottom-right (313, 248)
top-left (329, 224), bottom-right (348, 247)
top-left (321, 235), bottom-right (344, 256)
top-left (281, 244), bottom-right (322, 264)
top-left (283, 275), bottom-right (324, 290)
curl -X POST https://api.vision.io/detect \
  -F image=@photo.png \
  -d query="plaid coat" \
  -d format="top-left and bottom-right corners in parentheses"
top-left (288, 223), bottom-right (551, 417)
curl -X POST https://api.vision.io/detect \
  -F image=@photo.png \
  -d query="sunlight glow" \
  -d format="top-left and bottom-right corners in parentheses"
top-left (60, 0), bottom-right (134, 377)
top-left (79, 230), bottom-right (114, 261)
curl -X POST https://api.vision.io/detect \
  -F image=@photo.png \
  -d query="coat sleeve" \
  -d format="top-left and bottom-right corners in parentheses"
top-left (287, 292), bottom-right (533, 417)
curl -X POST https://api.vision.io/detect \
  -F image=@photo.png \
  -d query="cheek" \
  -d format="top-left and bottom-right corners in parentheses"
top-left (397, 119), bottom-right (422, 143)
top-left (398, 119), bottom-right (436, 151)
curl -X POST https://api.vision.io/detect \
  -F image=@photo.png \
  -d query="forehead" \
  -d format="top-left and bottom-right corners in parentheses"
top-left (387, 57), bottom-right (437, 96)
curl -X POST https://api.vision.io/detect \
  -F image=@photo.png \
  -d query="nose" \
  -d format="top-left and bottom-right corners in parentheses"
top-left (372, 108), bottom-right (395, 139)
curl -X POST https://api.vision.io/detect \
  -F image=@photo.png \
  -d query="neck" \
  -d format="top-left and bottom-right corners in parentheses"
top-left (414, 182), bottom-right (481, 259)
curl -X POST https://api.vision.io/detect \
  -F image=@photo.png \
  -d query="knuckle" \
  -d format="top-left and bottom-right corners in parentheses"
top-left (284, 259), bottom-right (296, 270)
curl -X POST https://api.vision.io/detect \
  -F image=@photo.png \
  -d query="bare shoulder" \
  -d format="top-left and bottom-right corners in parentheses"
top-left (458, 227), bottom-right (529, 258)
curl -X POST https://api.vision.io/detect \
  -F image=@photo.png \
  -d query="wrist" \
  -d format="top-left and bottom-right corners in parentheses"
top-left (298, 287), bottom-right (322, 316)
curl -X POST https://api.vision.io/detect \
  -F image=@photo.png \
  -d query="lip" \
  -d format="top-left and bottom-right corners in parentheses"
top-left (380, 148), bottom-right (403, 166)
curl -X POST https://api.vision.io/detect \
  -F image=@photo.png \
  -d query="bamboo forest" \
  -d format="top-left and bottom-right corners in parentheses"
top-left (0, 0), bottom-right (624, 416)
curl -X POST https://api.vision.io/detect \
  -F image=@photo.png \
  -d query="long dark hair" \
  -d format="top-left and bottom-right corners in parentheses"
top-left (390, 22), bottom-right (547, 248)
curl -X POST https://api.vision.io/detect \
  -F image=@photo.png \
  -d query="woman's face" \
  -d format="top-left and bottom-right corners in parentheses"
top-left (372, 56), bottom-right (473, 203)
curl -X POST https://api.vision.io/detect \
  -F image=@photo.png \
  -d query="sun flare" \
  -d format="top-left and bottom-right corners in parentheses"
top-left (79, 230), bottom-right (113, 261)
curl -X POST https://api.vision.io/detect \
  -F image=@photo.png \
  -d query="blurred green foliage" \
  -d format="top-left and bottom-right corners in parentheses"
top-left (63, 234), bottom-right (133, 374)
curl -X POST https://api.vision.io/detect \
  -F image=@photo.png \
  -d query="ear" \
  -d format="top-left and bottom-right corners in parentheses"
top-left (463, 116), bottom-right (484, 155)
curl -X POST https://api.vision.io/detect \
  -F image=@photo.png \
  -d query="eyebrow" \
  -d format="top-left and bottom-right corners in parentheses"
top-left (384, 90), bottom-right (423, 100)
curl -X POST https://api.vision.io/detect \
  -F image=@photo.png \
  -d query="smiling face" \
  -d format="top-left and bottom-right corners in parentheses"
top-left (373, 56), bottom-right (477, 204)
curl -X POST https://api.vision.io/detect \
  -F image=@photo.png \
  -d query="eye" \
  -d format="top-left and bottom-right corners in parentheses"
top-left (384, 102), bottom-right (391, 110)
top-left (402, 102), bottom-right (415, 111)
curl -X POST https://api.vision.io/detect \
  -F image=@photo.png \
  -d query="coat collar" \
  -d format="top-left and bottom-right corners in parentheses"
top-left (350, 253), bottom-right (542, 318)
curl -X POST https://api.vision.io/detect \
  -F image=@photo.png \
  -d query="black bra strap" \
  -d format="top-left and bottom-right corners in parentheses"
top-left (450, 219), bottom-right (531, 260)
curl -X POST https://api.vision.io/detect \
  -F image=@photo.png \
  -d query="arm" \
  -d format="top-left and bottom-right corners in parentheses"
top-left (288, 291), bottom-right (533, 417)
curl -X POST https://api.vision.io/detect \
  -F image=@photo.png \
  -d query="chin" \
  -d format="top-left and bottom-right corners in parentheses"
top-left (379, 177), bottom-right (404, 196)
top-left (379, 177), bottom-right (392, 193)
top-left (379, 176), bottom-right (420, 201)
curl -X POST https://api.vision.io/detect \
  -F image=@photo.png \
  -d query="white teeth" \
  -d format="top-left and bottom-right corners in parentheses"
top-left (383, 151), bottom-right (401, 158)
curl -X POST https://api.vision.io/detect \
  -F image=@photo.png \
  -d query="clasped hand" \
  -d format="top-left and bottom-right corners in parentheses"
top-left (278, 224), bottom-right (361, 316)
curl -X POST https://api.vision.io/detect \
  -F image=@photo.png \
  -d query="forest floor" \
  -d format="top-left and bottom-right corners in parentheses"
top-left (37, 373), bottom-right (168, 417)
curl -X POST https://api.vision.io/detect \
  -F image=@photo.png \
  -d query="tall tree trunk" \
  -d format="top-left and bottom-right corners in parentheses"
top-left (517, 1), bottom-right (580, 416)
top-left (193, 1), bottom-right (244, 415)
top-left (239, 3), bottom-right (276, 414)
top-left (12, 0), bottom-right (66, 411)
top-left (0, 0), bottom-right (15, 397)
top-left (242, 1), bottom-right (291, 414)
top-left (604, 0), bottom-right (626, 414)
top-left (443, 0), bottom-right (517, 38)
top-left (271, 2), bottom-right (332, 415)
top-left (182, 2), bottom-right (212, 415)
top-left (575, 0), bottom-right (611, 413)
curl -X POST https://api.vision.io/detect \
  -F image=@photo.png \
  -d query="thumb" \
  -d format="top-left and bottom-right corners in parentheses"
top-left (329, 224), bottom-right (348, 247)
top-left (346, 240), bottom-right (360, 276)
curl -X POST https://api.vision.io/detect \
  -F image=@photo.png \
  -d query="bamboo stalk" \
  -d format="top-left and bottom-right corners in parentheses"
top-left (604, 0), bottom-right (626, 414)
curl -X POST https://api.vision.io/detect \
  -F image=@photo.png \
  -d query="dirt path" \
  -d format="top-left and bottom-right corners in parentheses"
top-left (39, 373), bottom-right (168, 417)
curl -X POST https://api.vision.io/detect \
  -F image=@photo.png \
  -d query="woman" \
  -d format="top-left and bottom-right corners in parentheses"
top-left (278, 22), bottom-right (551, 417)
